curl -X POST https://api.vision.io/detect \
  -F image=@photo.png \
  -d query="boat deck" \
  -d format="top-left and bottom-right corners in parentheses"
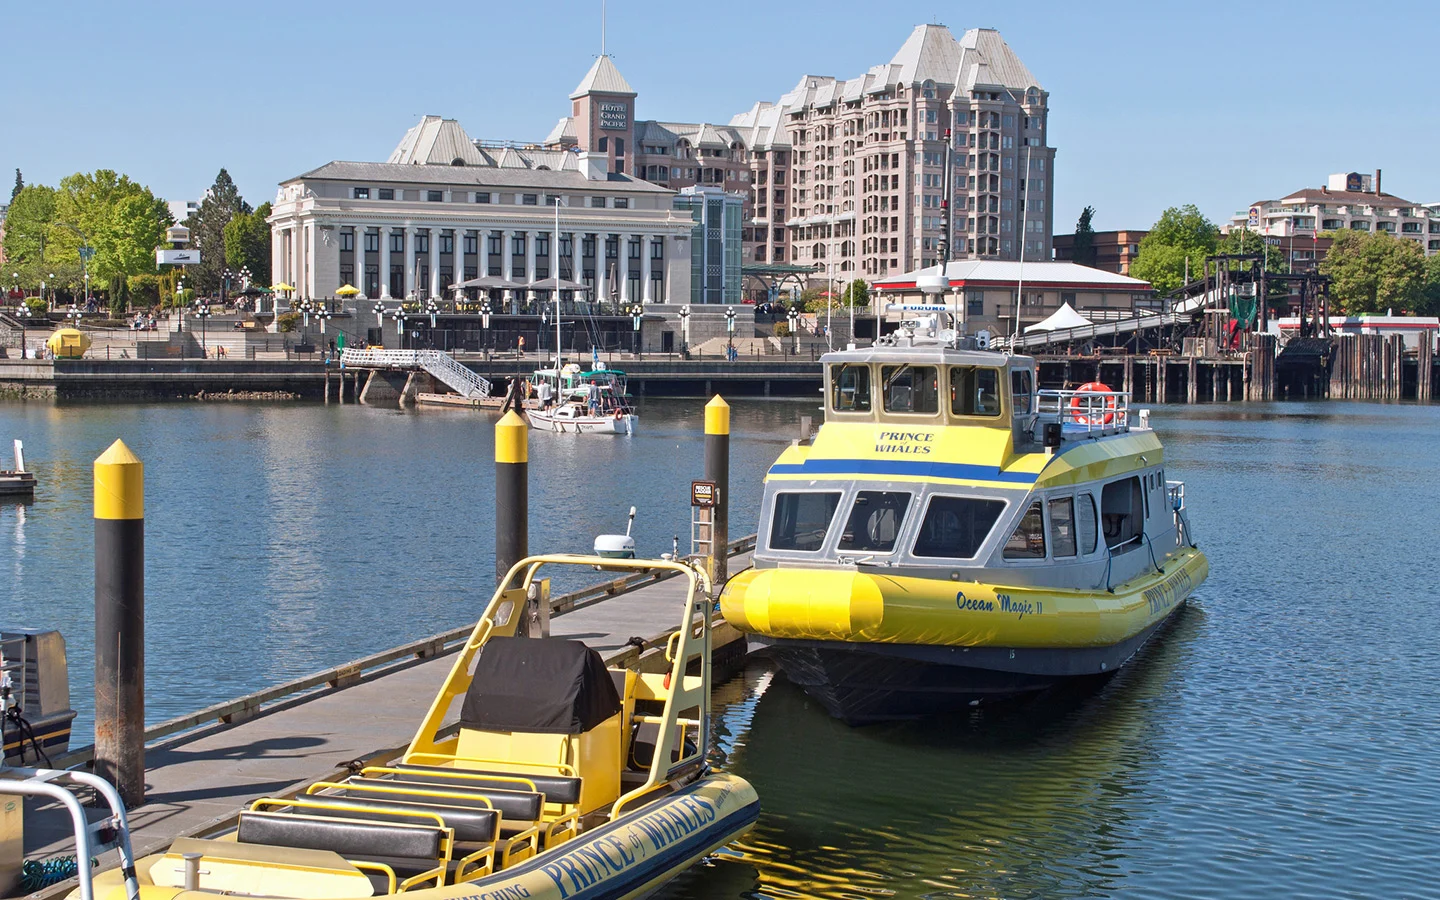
top-left (17, 551), bottom-right (753, 874)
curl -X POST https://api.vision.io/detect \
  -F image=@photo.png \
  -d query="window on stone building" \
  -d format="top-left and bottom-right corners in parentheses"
top-left (427, 190), bottom-right (442, 202)
top-left (378, 188), bottom-right (394, 200)
top-left (522, 194), bottom-right (538, 205)
top-left (614, 197), bottom-right (629, 209)
top-left (590, 196), bottom-right (606, 208)
top-left (440, 234), bottom-right (453, 255)
top-left (353, 187), bottom-right (370, 199)
top-left (475, 192), bottom-right (491, 203)
top-left (340, 231), bottom-right (354, 252)
top-left (415, 232), bottom-right (430, 253)
top-left (364, 231), bottom-right (379, 253)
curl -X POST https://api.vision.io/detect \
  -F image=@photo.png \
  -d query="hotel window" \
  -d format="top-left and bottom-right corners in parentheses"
top-left (605, 236), bottom-right (618, 258)
top-left (487, 233), bottom-right (501, 255)
top-left (475, 192), bottom-right (491, 203)
top-left (415, 232), bottom-right (429, 253)
top-left (353, 187), bottom-right (370, 199)
top-left (427, 190), bottom-right (443, 202)
top-left (440, 234), bottom-right (453, 255)
top-left (340, 231), bottom-right (354, 252)
top-left (511, 234), bottom-right (526, 255)
top-left (614, 198), bottom-right (629, 209)
top-left (378, 188), bottom-right (394, 200)
top-left (522, 194), bottom-right (538, 205)
top-left (966, 290), bottom-right (984, 317)
top-left (590, 196), bottom-right (606, 208)
top-left (463, 234), bottom-right (477, 255)
top-left (582, 236), bottom-right (595, 258)
top-left (559, 235), bottom-right (572, 256)
top-left (363, 231), bottom-right (379, 253)
top-left (389, 232), bottom-right (404, 253)
top-left (536, 234), bottom-right (549, 256)
top-left (628, 237), bottom-right (641, 259)
top-left (650, 239), bottom-right (663, 259)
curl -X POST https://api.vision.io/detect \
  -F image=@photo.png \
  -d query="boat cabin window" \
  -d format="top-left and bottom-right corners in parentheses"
top-left (912, 496), bottom-right (1006, 559)
top-left (1002, 500), bottom-right (1047, 560)
top-left (769, 491), bottom-right (842, 552)
top-left (1010, 369), bottom-right (1034, 416)
top-left (949, 366), bottom-right (1003, 417)
top-left (837, 490), bottom-right (912, 553)
top-left (829, 364), bottom-right (872, 413)
top-left (882, 365), bottom-right (940, 414)
top-left (1101, 477), bottom-right (1144, 551)
top-left (1077, 493), bottom-right (1099, 554)
top-left (1048, 497), bottom-right (1077, 558)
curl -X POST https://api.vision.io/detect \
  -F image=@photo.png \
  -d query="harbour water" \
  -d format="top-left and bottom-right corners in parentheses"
top-left (3, 397), bottom-right (1438, 898)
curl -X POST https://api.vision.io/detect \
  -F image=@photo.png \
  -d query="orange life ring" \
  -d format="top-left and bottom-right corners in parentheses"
top-left (1070, 381), bottom-right (1117, 425)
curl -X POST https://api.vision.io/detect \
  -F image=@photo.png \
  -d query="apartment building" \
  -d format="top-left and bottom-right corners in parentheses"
top-left (1229, 171), bottom-right (1440, 258)
top-left (544, 23), bottom-right (1055, 288)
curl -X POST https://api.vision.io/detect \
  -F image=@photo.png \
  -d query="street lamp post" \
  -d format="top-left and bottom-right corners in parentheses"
top-left (193, 301), bottom-right (210, 357)
top-left (298, 298), bottom-right (314, 329)
top-left (390, 311), bottom-right (406, 350)
top-left (678, 304), bottom-right (690, 355)
top-left (725, 306), bottom-right (736, 359)
top-left (787, 305), bottom-right (799, 355)
top-left (16, 305), bottom-right (32, 358)
top-left (480, 299), bottom-right (492, 356)
top-left (47, 274), bottom-right (55, 310)
top-left (222, 267), bottom-right (232, 310)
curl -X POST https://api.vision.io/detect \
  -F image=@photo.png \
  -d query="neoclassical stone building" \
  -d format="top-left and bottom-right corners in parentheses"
top-left (267, 116), bottom-right (697, 304)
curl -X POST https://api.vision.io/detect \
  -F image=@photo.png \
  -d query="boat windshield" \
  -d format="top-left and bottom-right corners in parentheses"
top-left (829, 364), bottom-right (872, 413)
top-left (769, 492), bottom-right (842, 552)
top-left (950, 367), bottom-right (1003, 417)
top-left (837, 490), bottom-right (911, 553)
top-left (882, 365), bottom-right (940, 414)
top-left (912, 496), bottom-right (1007, 559)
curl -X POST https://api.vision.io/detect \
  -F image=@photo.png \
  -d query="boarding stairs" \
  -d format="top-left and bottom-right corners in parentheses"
top-left (340, 349), bottom-right (492, 399)
top-left (1001, 311), bottom-right (1186, 351)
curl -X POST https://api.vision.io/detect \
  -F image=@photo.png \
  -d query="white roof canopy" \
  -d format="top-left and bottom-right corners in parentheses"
top-left (1024, 302), bottom-right (1092, 333)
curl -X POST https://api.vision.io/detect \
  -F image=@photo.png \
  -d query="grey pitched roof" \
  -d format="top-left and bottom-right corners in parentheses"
top-left (570, 55), bottom-right (635, 98)
top-left (543, 117), bottom-right (578, 146)
top-left (286, 160), bottom-right (673, 193)
top-left (888, 24), bottom-right (964, 86)
top-left (388, 116), bottom-right (486, 166)
top-left (956, 28), bottom-right (1041, 91)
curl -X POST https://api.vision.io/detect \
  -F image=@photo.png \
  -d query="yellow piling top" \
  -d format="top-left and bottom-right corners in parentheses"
top-left (94, 439), bottom-right (144, 520)
top-left (495, 410), bottom-right (529, 464)
top-left (705, 395), bottom-right (731, 436)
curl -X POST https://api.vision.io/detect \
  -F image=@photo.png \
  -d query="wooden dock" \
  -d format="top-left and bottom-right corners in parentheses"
top-left (16, 545), bottom-right (754, 888)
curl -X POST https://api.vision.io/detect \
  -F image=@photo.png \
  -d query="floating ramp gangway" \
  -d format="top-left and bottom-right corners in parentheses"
top-left (339, 348), bottom-right (491, 398)
top-left (1001, 310), bottom-right (1185, 351)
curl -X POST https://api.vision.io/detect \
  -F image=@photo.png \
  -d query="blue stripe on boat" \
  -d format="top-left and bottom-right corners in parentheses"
top-left (768, 458), bottom-right (1037, 484)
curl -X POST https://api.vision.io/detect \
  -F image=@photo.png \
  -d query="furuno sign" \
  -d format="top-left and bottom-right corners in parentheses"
top-left (599, 102), bottom-right (628, 130)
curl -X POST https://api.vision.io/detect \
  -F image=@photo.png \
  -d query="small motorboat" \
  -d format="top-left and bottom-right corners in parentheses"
top-left (32, 554), bottom-right (757, 900)
top-left (0, 440), bottom-right (36, 497)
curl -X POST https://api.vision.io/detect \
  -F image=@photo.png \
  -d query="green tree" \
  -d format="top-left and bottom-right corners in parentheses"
top-left (1419, 253), bottom-right (1440, 317)
top-left (1, 185), bottom-right (57, 268)
top-left (840, 278), bottom-right (868, 308)
top-left (1129, 204), bottom-right (1219, 294)
top-left (184, 168), bottom-right (251, 294)
top-left (1072, 206), bottom-right (1097, 267)
top-left (1320, 230), bottom-right (1426, 314)
top-left (10, 169), bottom-right (22, 205)
top-left (51, 170), bottom-right (169, 307)
top-left (223, 201), bottom-right (272, 285)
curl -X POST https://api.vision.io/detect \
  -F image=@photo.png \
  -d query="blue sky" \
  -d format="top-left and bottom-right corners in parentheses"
top-left (4, 0), bottom-right (1437, 233)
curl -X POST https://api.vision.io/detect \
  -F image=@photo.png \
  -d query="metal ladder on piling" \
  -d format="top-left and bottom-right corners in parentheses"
top-left (0, 767), bottom-right (141, 900)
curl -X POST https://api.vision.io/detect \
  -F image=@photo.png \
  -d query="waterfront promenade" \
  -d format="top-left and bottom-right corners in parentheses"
top-left (21, 545), bottom-right (753, 880)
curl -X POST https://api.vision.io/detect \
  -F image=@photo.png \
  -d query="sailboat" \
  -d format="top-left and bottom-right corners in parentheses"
top-left (525, 202), bottom-right (639, 436)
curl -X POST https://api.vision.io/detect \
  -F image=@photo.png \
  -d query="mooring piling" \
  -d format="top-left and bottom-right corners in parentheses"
top-left (705, 396), bottom-right (730, 592)
top-left (495, 410), bottom-right (528, 589)
top-left (93, 439), bottom-right (146, 808)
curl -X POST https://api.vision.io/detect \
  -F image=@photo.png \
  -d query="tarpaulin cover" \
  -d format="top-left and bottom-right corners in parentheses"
top-left (461, 637), bottom-right (621, 735)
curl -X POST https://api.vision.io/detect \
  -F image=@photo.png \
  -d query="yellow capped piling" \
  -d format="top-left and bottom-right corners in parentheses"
top-left (705, 396), bottom-right (731, 590)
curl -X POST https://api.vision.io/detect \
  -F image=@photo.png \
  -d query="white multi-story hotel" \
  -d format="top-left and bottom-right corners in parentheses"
top-left (543, 23), bottom-right (1054, 287)
top-left (267, 116), bottom-right (698, 304)
top-left (1229, 171), bottom-right (1440, 256)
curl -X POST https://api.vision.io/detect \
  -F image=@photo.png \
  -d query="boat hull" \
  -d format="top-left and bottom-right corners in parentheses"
top-left (0, 473), bottom-right (36, 496)
top-left (528, 411), bottom-right (638, 435)
top-left (754, 607), bottom-right (1181, 724)
top-left (89, 773), bottom-right (758, 900)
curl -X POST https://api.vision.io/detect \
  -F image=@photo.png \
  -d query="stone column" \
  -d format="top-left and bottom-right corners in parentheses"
top-left (619, 234), bottom-right (632, 303)
top-left (641, 234), bottom-right (654, 302)
top-left (405, 225), bottom-right (417, 298)
top-left (429, 228), bottom-right (441, 298)
top-left (597, 234), bottom-right (609, 306)
top-left (501, 230), bottom-right (515, 312)
top-left (525, 229), bottom-right (537, 304)
top-left (380, 226), bottom-right (392, 298)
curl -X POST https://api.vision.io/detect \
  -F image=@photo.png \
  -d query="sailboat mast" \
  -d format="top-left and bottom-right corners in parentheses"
top-left (554, 200), bottom-right (562, 369)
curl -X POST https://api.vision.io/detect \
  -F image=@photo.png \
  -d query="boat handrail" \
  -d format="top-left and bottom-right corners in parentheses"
top-left (1035, 388), bottom-right (1133, 435)
top-left (0, 767), bottom-right (142, 900)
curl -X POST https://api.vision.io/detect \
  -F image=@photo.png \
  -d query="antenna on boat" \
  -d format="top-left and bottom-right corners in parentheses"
top-left (626, 506), bottom-right (636, 537)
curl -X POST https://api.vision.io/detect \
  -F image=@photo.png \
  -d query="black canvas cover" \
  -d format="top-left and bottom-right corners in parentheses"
top-left (460, 637), bottom-right (621, 735)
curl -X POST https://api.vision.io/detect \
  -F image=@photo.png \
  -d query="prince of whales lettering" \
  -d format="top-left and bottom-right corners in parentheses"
top-left (874, 430), bottom-right (935, 454)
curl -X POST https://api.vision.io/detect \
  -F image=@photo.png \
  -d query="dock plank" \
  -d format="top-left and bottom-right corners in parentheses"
top-left (16, 552), bottom-right (752, 867)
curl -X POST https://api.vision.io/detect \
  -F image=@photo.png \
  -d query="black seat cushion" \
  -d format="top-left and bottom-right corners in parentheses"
top-left (315, 792), bottom-right (499, 843)
top-left (461, 637), bottom-right (620, 735)
top-left (394, 763), bottom-right (583, 806)
top-left (237, 811), bottom-right (441, 861)
top-left (349, 776), bottom-right (544, 823)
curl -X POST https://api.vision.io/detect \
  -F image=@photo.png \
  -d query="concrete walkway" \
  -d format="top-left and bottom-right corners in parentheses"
top-left (17, 552), bottom-right (751, 870)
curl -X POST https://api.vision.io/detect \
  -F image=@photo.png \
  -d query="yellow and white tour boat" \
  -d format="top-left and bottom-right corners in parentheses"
top-left (720, 318), bottom-right (1207, 723)
top-left (19, 555), bottom-right (756, 900)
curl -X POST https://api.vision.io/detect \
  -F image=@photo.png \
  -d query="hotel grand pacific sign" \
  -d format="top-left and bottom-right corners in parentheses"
top-left (598, 101), bottom-right (629, 130)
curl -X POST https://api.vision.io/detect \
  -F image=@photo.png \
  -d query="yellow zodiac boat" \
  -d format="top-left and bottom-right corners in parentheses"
top-left (720, 317), bottom-right (1207, 723)
top-left (35, 555), bottom-right (758, 900)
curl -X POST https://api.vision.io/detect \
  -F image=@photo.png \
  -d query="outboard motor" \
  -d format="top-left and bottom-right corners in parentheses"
top-left (2, 629), bottom-right (77, 766)
top-left (593, 507), bottom-right (637, 560)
